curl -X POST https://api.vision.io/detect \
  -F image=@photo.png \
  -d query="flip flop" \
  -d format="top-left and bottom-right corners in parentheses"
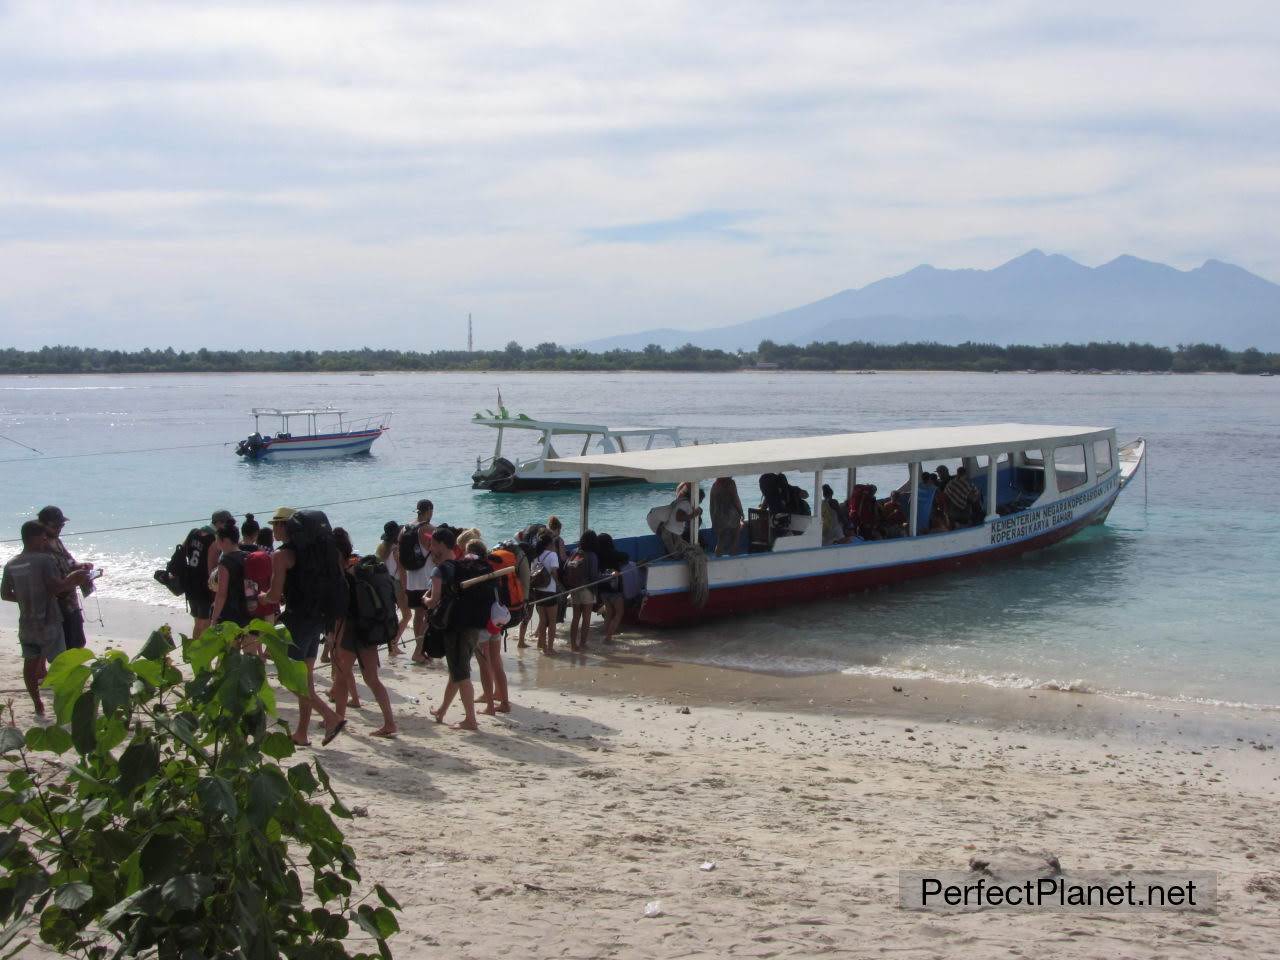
top-left (321, 719), bottom-right (347, 747)
top-left (369, 728), bottom-right (397, 738)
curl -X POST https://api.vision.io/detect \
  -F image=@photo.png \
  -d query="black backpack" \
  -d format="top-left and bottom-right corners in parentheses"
top-left (429, 556), bottom-right (495, 632)
top-left (283, 510), bottom-right (349, 626)
top-left (153, 541), bottom-right (189, 596)
top-left (398, 524), bottom-right (428, 571)
top-left (351, 557), bottom-right (399, 646)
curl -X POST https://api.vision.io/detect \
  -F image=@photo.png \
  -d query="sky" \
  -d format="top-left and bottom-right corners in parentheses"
top-left (1, 0), bottom-right (1278, 350)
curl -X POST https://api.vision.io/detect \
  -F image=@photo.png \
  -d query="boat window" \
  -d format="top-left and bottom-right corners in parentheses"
top-left (1093, 438), bottom-right (1113, 475)
top-left (1022, 448), bottom-right (1043, 465)
top-left (1053, 444), bottom-right (1087, 491)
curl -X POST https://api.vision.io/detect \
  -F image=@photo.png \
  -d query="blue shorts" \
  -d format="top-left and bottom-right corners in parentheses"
top-left (283, 614), bottom-right (325, 662)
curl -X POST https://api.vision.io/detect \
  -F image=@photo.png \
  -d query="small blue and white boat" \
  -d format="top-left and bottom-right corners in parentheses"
top-left (235, 408), bottom-right (390, 461)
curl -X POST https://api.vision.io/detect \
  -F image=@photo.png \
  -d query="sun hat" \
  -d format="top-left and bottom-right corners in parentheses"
top-left (270, 506), bottom-right (297, 523)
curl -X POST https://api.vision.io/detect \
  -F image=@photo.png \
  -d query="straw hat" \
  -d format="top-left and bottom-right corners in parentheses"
top-left (270, 506), bottom-right (297, 523)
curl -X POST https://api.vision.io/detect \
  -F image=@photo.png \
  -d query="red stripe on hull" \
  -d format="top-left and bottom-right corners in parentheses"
top-left (638, 497), bottom-right (1115, 627)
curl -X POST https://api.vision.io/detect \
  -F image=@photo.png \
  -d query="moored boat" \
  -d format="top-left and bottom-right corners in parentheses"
top-left (554, 423), bottom-right (1147, 626)
top-left (470, 411), bottom-right (682, 492)
top-left (235, 408), bottom-right (390, 461)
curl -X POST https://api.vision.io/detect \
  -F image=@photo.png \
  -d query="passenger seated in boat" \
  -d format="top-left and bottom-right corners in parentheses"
top-left (934, 464), bottom-right (951, 494)
top-left (943, 466), bottom-right (982, 527)
top-left (850, 484), bottom-right (880, 540)
top-left (821, 484), bottom-right (852, 545)
top-left (879, 497), bottom-right (908, 538)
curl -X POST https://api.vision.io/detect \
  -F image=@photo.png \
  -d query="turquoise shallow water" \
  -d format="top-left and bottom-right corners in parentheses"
top-left (2, 370), bottom-right (1277, 708)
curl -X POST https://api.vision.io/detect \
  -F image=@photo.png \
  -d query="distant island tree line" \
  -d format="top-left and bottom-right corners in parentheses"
top-left (1, 340), bottom-right (1277, 375)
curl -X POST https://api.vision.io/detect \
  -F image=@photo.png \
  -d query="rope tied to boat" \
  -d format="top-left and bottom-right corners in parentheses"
top-left (663, 536), bottom-right (709, 608)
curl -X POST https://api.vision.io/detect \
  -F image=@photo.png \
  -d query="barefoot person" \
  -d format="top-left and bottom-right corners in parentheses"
top-left (425, 528), bottom-right (482, 731)
top-left (260, 507), bottom-right (346, 747)
top-left (465, 540), bottom-right (512, 715)
top-left (331, 557), bottom-right (398, 738)
top-left (2, 521), bottom-right (88, 716)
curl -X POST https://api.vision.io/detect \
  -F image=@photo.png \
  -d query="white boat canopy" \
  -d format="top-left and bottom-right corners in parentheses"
top-left (552, 423), bottom-right (1111, 483)
top-left (252, 407), bottom-right (348, 417)
top-left (472, 415), bottom-right (680, 438)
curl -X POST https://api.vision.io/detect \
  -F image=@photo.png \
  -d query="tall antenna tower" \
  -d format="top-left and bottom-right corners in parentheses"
top-left (467, 313), bottom-right (473, 352)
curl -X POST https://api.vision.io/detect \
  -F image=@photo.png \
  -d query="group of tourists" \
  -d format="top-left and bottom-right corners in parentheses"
top-left (5, 498), bottom-right (645, 743)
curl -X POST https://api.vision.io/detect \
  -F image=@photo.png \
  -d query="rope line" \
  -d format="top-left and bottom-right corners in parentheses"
top-left (0, 440), bottom-right (233, 464)
top-left (0, 432), bottom-right (43, 456)
top-left (0, 481), bottom-right (477, 545)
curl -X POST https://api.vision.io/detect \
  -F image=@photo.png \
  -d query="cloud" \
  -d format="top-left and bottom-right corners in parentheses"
top-left (0, 0), bottom-right (1277, 348)
top-left (582, 210), bottom-right (759, 244)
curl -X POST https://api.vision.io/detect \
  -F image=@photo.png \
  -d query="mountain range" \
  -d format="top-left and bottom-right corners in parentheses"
top-left (578, 251), bottom-right (1280, 352)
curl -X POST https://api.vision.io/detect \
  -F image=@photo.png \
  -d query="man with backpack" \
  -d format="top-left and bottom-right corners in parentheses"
top-left (261, 506), bottom-right (347, 747)
top-left (425, 527), bottom-right (494, 731)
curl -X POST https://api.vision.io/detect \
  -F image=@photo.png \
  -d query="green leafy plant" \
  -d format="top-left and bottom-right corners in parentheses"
top-left (0, 621), bottom-right (400, 959)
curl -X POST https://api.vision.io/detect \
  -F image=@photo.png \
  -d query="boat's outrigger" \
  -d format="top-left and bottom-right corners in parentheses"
top-left (555, 423), bottom-right (1147, 626)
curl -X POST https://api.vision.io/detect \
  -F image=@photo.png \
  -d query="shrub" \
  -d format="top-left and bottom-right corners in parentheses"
top-left (0, 621), bottom-right (400, 959)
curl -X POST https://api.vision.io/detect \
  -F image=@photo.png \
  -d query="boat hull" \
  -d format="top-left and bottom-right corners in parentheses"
top-left (240, 429), bottom-right (385, 461)
top-left (639, 476), bottom-right (1122, 627)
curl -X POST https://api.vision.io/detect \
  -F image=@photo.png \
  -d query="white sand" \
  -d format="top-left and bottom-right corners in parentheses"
top-left (4, 601), bottom-right (1279, 958)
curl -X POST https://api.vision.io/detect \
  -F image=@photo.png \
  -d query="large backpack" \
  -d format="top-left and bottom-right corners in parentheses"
top-left (430, 556), bottom-right (496, 632)
top-left (487, 548), bottom-right (525, 608)
top-left (350, 556), bottom-right (399, 646)
top-left (561, 549), bottom-right (591, 590)
top-left (283, 510), bottom-right (349, 626)
top-left (182, 528), bottom-right (216, 595)
top-left (397, 524), bottom-right (428, 571)
top-left (155, 541), bottom-right (188, 596)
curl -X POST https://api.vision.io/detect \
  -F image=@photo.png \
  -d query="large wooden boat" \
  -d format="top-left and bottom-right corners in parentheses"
top-left (554, 423), bottom-right (1147, 626)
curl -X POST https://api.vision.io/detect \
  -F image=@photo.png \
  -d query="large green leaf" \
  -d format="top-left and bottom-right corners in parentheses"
top-left (260, 732), bottom-right (295, 760)
top-left (44, 647), bottom-right (94, 687)
top-left (24, 725), bottom-right (72, 755)
top-left (52, 881), bottom-right (93, 910)
top-left (115, 741), bottom-right (160, 796)
top-left (159, 874), bottom-right (212, 912)
top-left (246, 768), bottom-right (291, 830)
top-left (0, 728), bottom-right (24, 755)
top-left (45, 648), bottom-right (94, 724)
top-left (183, 626), bottom-right (229, 675)
top-left (196, 776), bottom-right (238, 820)
top-left (374, 883), bottom-right (402, 911)
top-left (353, 904), bottom-right (399, 939)
top-left (70, 693), bottom-right (97, 755)
top-left (286, 762), bottom-right (318, 794)
top-left (90, 658), bottom-right (134, 715)
top-left (261, 631), bottom-right (307, 697)
top-left (137, 626), bottom-right (174, 661)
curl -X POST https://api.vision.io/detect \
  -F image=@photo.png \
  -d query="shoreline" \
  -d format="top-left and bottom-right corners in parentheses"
top-left (8, 596), bottom-right (1278, 764)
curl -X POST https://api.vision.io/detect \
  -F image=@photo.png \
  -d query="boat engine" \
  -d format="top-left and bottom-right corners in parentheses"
top-left (472, 456), bottom-right (517, 491)
top-left (236, 433), bottom-right (267, 459)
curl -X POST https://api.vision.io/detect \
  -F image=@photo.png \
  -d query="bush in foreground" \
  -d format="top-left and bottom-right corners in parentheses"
top-left (0, 621), bottom-right (399, 959)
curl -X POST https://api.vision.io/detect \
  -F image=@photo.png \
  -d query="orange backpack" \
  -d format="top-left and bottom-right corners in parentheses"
top-left (488, 548), bottom-right (525, 608)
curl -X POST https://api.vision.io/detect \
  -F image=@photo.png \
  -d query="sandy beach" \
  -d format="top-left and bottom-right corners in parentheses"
top-left (4, 599), bottom-right (1279, 958)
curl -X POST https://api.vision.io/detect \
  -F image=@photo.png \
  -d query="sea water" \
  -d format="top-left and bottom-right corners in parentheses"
top-left (2, 370), bottom-right (1277, 709)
